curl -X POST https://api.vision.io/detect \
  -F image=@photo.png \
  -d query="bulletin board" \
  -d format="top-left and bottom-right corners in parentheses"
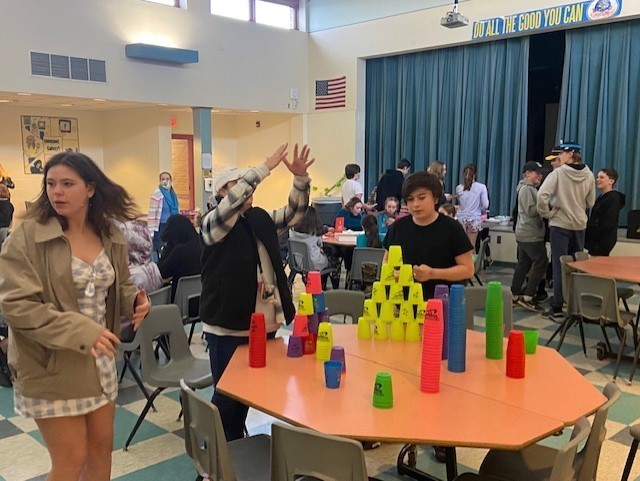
top-left (21, 115), bottom-right (79, 174)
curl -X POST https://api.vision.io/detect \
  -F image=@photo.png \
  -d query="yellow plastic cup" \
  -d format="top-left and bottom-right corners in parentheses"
top-left (416, 302), bottom-right (427, 324)
top-left (405, 321), bottom-right (421, 342)
top-left (363, 299), bottom-right (378, 320)
top-left (388, 284), bottom-right (405, 304)
top-left (408, 284), bottom-right (424, 305)
top-left (373, 318), bottom-right (388, 341)
top-left (379, 302), bottom-right (396, 323)
top-left (387, 245), bottom-right (403, 267)
top-left (400, 302), bottom-right (415, 323)
top-left (297, 293), bottom-right (315, 315)
top-left (316, 322), bottom-right (334, 361)
top-left (357, 316), bottom-right (372, 340)
top-left (371, 282), bottom-right (387, 302)
top-left (398, 264), bottom-right (414, 285)
top-left (380, 264), bottom-right (396, 285)
top-left (390, 318), bottom-right (405, 341)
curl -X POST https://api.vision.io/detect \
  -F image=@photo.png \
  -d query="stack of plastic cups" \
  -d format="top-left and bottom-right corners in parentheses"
top-left (316, 321), bottom-right (334, 361)
top-left (249, 313), bottom-right (267, 368)
top-left (447, 285), bottom-right (466, 373)
top-left (306, 271), bottom-right (322, 296)
top-left (485, 281), bottom-right (504, 360)
top-left (434, 284), bottom-right (450, 360)
top-left (420, 299), bottom-right (444, 393)
top-left (506, 330), bottom-right (526, 378)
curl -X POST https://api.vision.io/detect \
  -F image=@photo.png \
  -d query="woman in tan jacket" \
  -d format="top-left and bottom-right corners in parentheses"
top-left (0, 151), bottom-right (151, 481)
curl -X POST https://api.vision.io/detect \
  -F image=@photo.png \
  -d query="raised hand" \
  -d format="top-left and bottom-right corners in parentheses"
top-left (131, 289), bottom-right (151, 331)
top-left (91, 328), bottom-right (120, 359)
top-left (265, 143), bottom-right (289, 171)
top-left (283, 144), bottom-right (315, 177)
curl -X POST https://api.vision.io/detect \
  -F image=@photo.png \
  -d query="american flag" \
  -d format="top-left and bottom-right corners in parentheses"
top-left (315, 76), bottom-right (346, 110)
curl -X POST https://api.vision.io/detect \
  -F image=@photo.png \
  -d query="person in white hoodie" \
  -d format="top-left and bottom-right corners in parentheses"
top-left (537, 142), bottom-right (596, 319)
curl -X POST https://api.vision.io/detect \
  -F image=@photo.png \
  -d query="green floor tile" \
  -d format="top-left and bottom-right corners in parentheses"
top-left (607, 392), bottom-right (640, 425)
top-left (0, 387), bottom-right (15, 418)
top-left (113, 454), bottom-right (194, 481)
top-left (113, 407), bottom-right (168, 451)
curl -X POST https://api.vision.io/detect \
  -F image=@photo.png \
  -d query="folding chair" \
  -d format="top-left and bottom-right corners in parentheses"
top-left (124, 305), bottom-right (212, 450)
top-left (324, 289), bottom-right (365, 324)
top-left (554, 273), bottom-right (635, 381)
top-left (180, 380), bottom-right (270, 481)
top-left (545, 255), bottom-right (577, 346)
top-left (465, 285), bottom-right (513, 335)
top-left (479, 383), bottom-right (620, 481)
top-left (287, 239), bottom-right (336, 291)
top-left (468, 237), bottom-right (490, 286)
top-left (271, 423), bottom-right (382, 481)
top-left (174, 274), bottom-right (202, 344)
top-left (622, 423), bottom-right (640, 481)
top-left (347, 247), bottom-right (385, 290)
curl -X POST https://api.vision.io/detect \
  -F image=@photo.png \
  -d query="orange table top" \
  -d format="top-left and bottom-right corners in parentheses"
top-left (569, 256), bottom-right (640, 284)
top-left (217, 326), bottom-right (605, 449)
top-left (332, 326), bottom-right (605, 426)
top-left (322, 235), bottom-right (357, 247)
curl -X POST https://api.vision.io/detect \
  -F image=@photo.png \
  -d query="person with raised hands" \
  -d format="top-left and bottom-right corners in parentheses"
top-left (200, 142), bottom-right (315, 441)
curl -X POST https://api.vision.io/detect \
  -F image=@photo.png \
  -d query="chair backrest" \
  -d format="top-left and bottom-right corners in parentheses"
top-left (148, 286), bottom-right (172, 306)
top-left (560, 255), bottom-right (577, 305)
top-left (174, 274), bottom-right (202, 320)
top-left (288, 239), bottom-right (313, 273)
top-left (180, 379), bottom-right (237, 481)
top-left (324, 290), bottom-right (365, 324)
top-left (569, 273), bottom-right (626, 328)
top-left (474, 237), bottom-right (490, 274)
top-left (574, 251), bottom-right (589, 261)
top-left (348, 247), bottom-right (385, 282)
top-left (576, 382), bottom-right (621, 481)
top-left (465, 285), bottom-right (513, 335)
top-left (549, 417), bottom-right (591, 481)
top-left (139, 305), bottom-right (195, 387)
top-left (271, 423), bottom-right (369, 481)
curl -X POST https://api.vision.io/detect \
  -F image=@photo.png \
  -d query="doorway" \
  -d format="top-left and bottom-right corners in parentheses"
top-left (171, 134), bottom-right (195, 210)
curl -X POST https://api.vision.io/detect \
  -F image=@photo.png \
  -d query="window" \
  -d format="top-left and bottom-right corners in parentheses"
top-left (211, 0), bottom-right (298, 30)
top-left (143, 0), bottom-right (183, 6)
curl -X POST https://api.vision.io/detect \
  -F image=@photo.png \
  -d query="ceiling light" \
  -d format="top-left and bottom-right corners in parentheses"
top-left (0, 99), bottom-right (10, 103)
top-left (158, 103), bottom-right (169, 106)
top-left (61, 104), bottom-right (73, 107)
top-left (250, 110), bottom-right (260, 113)
top-left (17, 92), bottom-right (32, 96)
top-left (93, 98), bottom-right (107, 102)
top-left (212, 110), bottom-right (220, 113)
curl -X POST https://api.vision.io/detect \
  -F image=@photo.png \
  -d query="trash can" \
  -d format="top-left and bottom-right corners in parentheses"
top-left (312, 197), bottom-right (342, 226)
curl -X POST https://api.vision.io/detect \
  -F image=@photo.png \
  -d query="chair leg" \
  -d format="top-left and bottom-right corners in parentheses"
top-left (545, 322), bottom-right (566, 347)
top-left (124, 355), bottom-right (156, 412)
top-left (475, 274), bottom-right (483, 286)
top-left (622, 298), bottom-right (630, 312)
top-left (555, 316), bottom-right (576, 352)
top-left (613, 329), bottom-right (627, 382)
top-left (601, 325), bottom-right (613, 353)
top-left (124, 387), bottom-right (165, 450)
top-left (628, 340), bottom-right (640, 385)
top-left (577, 318), bottom-right (587, 357)
top-left (187, 322), bottom-right (197, 345)
top-left (119, 351), bottom-right (130, 382)
top-left (621, 439), bottom-right (639, 481)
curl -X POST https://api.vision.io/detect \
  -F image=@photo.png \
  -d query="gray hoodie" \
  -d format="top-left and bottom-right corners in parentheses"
top-left (537, 163), bottom-right (596, 231)
top-left (515, 180), bottom-right (545, 243)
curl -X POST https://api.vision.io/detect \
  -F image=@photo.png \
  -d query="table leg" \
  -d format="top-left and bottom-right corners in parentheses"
top-left (397, 444), bottom-right (458, 481)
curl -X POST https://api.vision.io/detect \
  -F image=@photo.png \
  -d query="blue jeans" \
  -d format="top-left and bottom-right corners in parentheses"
top-left (152, 222), bottom-right (167, 261)
top-left (549, 227), bottom-right (585, 310)
top-left (204, 333), bottom-right (250, 442)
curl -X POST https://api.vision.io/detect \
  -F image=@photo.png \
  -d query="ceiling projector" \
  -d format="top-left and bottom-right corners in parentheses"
top-left (441, 0), bottom-right (469, 28)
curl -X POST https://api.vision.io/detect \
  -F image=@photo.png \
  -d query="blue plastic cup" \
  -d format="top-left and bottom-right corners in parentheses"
top-left (324, 360), bottom-right (343, 389)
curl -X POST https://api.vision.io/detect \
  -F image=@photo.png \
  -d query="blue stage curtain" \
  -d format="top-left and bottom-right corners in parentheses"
top-left (365, 37), bottom-right (529, 215)
top-left (557, 19), bottom-right (640, 215)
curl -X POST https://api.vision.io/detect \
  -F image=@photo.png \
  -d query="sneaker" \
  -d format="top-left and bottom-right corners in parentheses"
top-left (517, 297), bottom-right (544, 312)
top-left (545, 308), bottom-right (565, 321)
top-left (361, 441), bottom-right (381, 450)
top-left (533, 291), bottom-right (548, 303)
top-left (511, 294), bottom-right (521, 306)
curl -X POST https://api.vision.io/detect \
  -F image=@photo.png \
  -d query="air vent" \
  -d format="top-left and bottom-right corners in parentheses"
top-left (70, 57), bottom-right (89, 81)
top-left (30, 51), bottom-right (106, 83)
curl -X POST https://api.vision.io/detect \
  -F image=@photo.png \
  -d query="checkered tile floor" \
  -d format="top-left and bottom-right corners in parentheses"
top-left (1, 264), bottom-right (639, 481)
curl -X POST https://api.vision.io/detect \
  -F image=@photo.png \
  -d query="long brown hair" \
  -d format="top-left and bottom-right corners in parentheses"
top-left (427, 161), bottom-right (446, 182)
top-left (24, 151), bottom-right (139, 236)
top-left (462, 164), bottom-right (477, 191)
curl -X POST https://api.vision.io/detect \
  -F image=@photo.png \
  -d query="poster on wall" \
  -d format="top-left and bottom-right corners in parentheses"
top-left (20, 115), bottom-right (79, 174)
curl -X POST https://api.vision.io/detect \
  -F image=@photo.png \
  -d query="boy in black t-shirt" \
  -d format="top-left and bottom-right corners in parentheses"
top-left (384, 171), bottom-right (474, 299)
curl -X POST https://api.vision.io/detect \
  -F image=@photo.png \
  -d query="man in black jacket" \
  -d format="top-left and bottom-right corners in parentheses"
top-left (374, 158), bottom-right (411, 211)
top-left (585, 168), bottom-right (625, 256)
top-left (199, 143), bottom-right (314, 441)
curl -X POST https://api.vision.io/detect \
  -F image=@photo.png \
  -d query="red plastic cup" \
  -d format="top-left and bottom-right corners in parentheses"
top-left (287, 336), bottom-right (304, 358)
top-left (420, 299), bottom-right (444, 393)
top-left (249, 313), bottom-right (267, 368)
top-left (303, 334), bottom-right (317, 355)
top-left (506, 330), bottom-right (526, 379)
top-left (334, 216), bottom-right (345, 233)
top-left (306, 271), bottom-right (323, 295)
top-left (293, 314), bottom-right (310, 337)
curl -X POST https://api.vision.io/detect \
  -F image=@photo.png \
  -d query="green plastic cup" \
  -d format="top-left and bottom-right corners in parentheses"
top-left (523, 330), bottom-right (539, 354)
top-left (372, 371), bottom-right (394, 409)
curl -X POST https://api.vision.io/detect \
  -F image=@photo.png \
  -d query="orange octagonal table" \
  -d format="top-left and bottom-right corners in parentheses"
top-left (217, 325), bottom-right (605, 481)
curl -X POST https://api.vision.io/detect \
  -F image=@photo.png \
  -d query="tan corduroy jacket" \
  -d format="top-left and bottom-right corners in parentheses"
top-left (0, 217), bottom-right (139, 399)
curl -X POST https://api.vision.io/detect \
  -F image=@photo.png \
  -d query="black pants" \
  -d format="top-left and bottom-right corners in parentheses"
top-left (511, 241), bottom-right (547, 298)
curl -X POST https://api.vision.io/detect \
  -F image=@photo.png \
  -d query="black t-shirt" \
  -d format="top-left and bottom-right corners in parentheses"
top-left (383, 214), bottom-right (473, 299)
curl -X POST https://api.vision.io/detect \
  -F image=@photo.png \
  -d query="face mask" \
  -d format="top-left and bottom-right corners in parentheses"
top-left (161, 180), bottom-right (172, 188)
